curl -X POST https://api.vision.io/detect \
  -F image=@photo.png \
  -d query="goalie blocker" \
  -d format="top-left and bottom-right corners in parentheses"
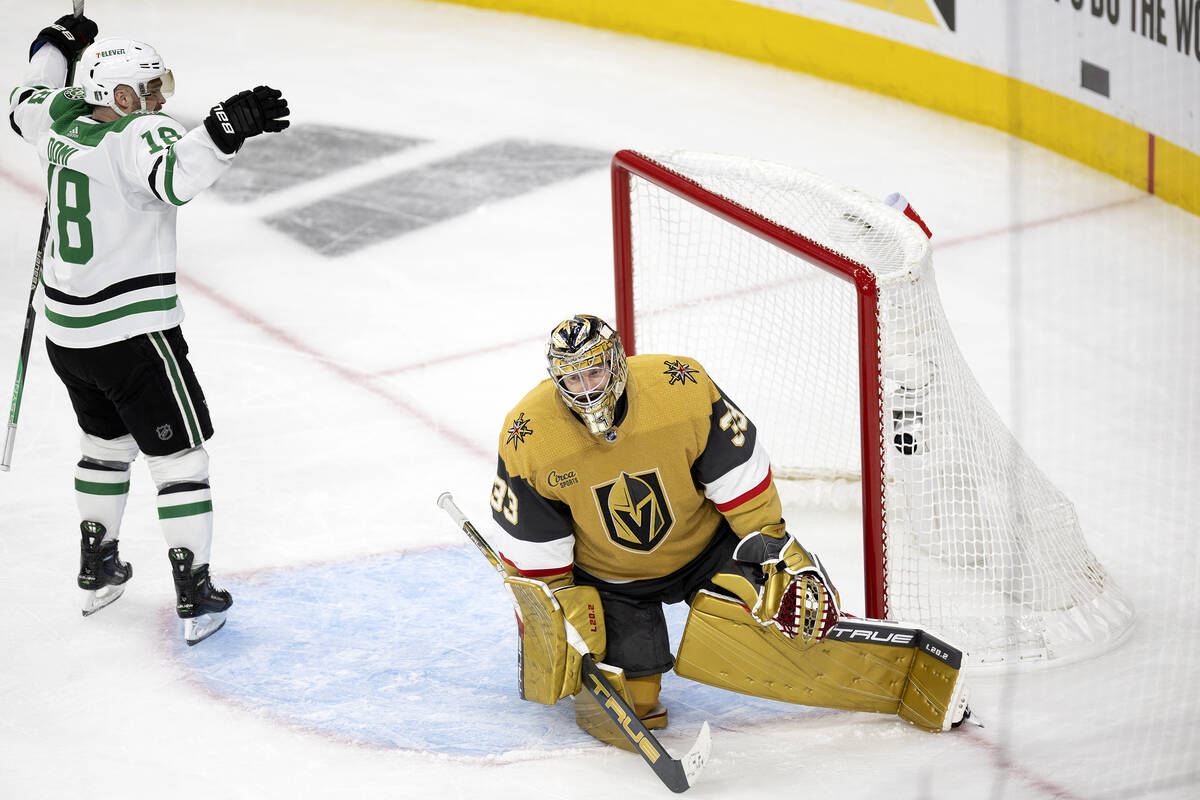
top-left (505, 573), bottom-right (672, 750)
top-left (504, 575), bottom-right (606, 704)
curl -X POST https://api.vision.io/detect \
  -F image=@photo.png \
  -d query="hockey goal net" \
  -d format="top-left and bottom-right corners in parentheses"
top-left (611, 149), bottom-right (1134, 668)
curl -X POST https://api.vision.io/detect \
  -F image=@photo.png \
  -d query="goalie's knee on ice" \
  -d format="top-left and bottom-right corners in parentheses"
top-left (572, 664), bottom-right (667, 751)
top-left (146, 445), bottom-right (210, 489)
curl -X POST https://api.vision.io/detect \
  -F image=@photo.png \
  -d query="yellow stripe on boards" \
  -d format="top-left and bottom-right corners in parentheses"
top-left (843, 0), bottom-right (940, 27)
top-left (1157, 137), bottom-right (1200, 214)
top-left (435, 0), bottom-right (1199, 216)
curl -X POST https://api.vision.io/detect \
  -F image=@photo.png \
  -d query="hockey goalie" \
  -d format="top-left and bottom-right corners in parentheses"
top-left (489, 314), bottom-right (974, 750)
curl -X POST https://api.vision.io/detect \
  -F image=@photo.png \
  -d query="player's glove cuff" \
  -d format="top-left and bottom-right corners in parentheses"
top-left (204, 102), bottom-right (245, 154)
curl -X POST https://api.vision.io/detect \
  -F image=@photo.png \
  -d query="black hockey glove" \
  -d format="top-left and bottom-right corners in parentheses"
top-left (29, 14), bottom-right (98, 62)
top-left (203, 86), bottom-right (290, 155)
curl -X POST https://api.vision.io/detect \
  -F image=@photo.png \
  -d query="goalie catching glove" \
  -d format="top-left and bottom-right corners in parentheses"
top-left (711, 522), bottom-right (841, 643)
top-left (504, 576), bottom-right (606, 705)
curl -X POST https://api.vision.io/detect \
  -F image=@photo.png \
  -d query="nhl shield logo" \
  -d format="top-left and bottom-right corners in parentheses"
top-left (156, 424), bottom-right (173, 441)
top-left (592, 469), bottom-right (674, 553)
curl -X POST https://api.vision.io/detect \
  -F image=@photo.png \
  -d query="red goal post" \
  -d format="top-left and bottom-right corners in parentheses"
top-left (613, 149), bottom-right (890, 620)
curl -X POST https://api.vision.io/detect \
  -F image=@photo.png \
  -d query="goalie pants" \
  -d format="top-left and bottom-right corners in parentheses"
top-left (573, 521), bottom-right (739, 679)
top-left (46, 326), bottom-right (214, 457)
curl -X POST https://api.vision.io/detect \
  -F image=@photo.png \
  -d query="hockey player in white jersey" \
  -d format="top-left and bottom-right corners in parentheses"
top-left (8, 14), bottom-right (290, 644)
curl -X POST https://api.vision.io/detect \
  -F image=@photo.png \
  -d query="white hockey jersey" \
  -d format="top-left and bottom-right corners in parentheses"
top-left (8, 48), bottom-right (235, 348)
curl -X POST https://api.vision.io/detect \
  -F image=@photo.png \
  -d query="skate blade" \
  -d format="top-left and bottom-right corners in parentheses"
top-left (81, 584), bottom-right (126, 617)
top-left (959, 708), bottom-right (985, 729)
top-left (184, 611), bottom-right (227, 646)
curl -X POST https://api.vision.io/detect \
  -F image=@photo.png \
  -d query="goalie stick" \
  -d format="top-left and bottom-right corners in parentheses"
top-left (2, 0), bottom-right (85, 471)
top-left (436, 491), bottom-right (711, 794)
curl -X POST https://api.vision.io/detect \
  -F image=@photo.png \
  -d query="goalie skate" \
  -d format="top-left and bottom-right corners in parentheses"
top-left (946, 675), bottom-right (983, 730)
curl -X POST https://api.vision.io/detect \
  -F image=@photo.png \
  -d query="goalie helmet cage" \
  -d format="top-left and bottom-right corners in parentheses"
top-left (611, 149), bottom-right (1134, 669)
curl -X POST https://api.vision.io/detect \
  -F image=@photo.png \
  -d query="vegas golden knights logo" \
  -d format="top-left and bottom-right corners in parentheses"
top-left (592, 469), bottom-right (674, 552)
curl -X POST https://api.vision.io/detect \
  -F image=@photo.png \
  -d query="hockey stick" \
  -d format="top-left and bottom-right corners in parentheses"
top-left (2, 0), bottom-right (85, 471)
top-left (436, 491), bottom-right (711, 794)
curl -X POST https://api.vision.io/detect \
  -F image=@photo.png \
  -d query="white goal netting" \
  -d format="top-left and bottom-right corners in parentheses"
top-left (616, 150), bottom-right (1134, 668)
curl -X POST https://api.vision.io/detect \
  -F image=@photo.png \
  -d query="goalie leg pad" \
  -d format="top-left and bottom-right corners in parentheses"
top-left (676, 590), bottom-right (967, 730)
top-left (504, 577), bottom-right (605, 705)
top-left (676, 590), bottom-right (908, 714)
top-left (897, 640), bottom-right (969, 732)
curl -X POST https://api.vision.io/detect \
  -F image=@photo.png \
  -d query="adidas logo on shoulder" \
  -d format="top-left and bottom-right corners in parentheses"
top-left (66, 126), bottom-right (80, 139)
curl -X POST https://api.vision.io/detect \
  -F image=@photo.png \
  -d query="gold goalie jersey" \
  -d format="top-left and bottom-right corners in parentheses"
top-left (491, 354), bottom-right (783, 583)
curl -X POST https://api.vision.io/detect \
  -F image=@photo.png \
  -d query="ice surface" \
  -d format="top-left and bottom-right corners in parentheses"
top-left (1, 1), bottom-right (1196, 798)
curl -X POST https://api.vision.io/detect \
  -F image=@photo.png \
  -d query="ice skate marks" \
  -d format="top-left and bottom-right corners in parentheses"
top-left (175, 547), bottom-right (810, 757)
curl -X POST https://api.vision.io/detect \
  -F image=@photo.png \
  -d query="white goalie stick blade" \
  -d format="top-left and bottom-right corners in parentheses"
top-left (81, 584), bottom-right (126, 617)
top-left (681, 721), bottom-right (712, 787)
top-left (183, 611), bottom-right (227, 646)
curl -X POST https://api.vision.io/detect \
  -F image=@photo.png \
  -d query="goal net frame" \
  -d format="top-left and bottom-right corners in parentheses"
top-left (613, 149), bottom-right (890, 619)
top-left (609, 148), bottom-right (1134, 669)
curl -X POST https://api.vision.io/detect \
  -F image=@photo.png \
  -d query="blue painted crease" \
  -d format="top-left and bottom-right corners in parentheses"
top-left (177, 547), bottom-right (809, 756)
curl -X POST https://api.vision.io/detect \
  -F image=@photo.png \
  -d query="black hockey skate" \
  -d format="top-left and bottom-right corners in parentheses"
top-left (168, 547), bottom-right (232, 646)
top-left (78, 521), bottom-right (133, 616)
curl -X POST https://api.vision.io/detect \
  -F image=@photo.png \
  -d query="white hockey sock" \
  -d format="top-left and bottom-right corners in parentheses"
top-left (75, 459), bottom-right (131, 540)
top-left (157, 483), bottom-right (214, 565)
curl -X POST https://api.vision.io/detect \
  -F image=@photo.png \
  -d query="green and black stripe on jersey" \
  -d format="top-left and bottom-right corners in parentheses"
top-left (41, 273), bottom-right (179, 331)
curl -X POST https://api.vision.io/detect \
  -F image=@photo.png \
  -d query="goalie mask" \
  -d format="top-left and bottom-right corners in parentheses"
top-left (546, 315), bottom-right (628, 436)
top-left (79, 38), bottom-right (175, 115)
